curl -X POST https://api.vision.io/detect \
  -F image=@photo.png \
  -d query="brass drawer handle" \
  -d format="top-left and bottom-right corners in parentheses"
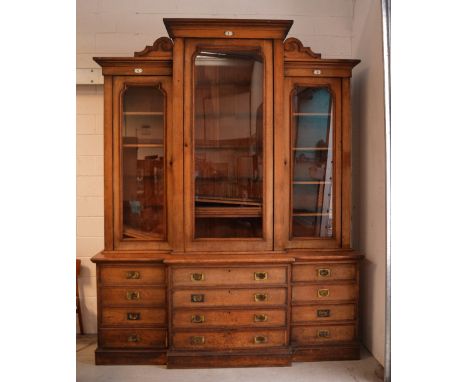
top-left (127, 335), bottom-right (140, 342)
top-left (126, 271), bottom-right (140, 279)
top-left (317, 288), bottom-right (330, 298)
top-left (317, 309), bottom-right (331, 318)
top-left (190, 336), bottom-right (205, 345)
top-left (191, 273), bottom-right (205, 282)
top-left (126, 291), bottom-right (140, 300)
top-left (317, 330), bottom-right (330, 338)
top-left (254, 271), bottom-right (268, 281)
top-left (254, 335), bottom-right (267, 344)
top-left (317, 268), bottom-right (331, 278)
top-left (191, 294), bottom-right (205, 303)
top-left (191, 314), bottom-right (205, 324)
top-left (127, 312), bottom-right (141, 321)
top-left (254, 314), bottom-right (268, 322)
top-left (254, 293), bottom-right (267, 302)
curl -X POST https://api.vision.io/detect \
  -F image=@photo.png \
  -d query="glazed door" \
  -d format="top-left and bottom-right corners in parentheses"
top-left (282, 77), bottom-right (342, 249)
top-left (112, 76), bottom-right (173, 250)
top-left (184, 39), bottom-right (273, 251)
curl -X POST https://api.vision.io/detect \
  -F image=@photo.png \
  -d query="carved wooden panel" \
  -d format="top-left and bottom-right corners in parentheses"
top-left (284, 37), bottom-right (321, 61)
top-left (134, 37), bottom-right (173, 59)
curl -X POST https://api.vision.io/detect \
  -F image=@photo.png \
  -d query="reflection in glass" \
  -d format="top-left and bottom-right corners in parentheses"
top-left (122, 86), bottom-right (165, 239)
top-left (291, 87), bottom-right (333, 238)
top-left (193, 49), bottom-right (264, 238)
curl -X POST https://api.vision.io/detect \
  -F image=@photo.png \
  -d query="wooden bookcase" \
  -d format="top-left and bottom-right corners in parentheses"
top-left (92, 18), bottom-right (361, 368)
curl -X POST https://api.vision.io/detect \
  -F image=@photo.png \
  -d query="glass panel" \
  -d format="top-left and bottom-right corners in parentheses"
top-left (193, 49), bottom-right (264, 238)
top-left (291, 87), bottom-right (333, 238)
top-left (122, 86), bottom-right (165, 239)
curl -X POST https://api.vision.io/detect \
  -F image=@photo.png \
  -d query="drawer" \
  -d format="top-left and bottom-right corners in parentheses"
top-left (172, 266), bottom-right (287, 286)
top-left (292, 304), bottom-right (356, 323)
top-left (172, 329), bottom-right (287, 350)
top-left (291, 324), bottom-right (356, 344)
top-left (292, 284), bottom-right (357, 303)
top-left (292, 263), bottom-right (356, 282)
top-left (102, 307), bottom-right (166, 326)
top-left (101, 287), bottom-right (166, 306)
top-left (100, 328), bottom-right (166, 349)
top-left (172, 309), bottom-right (286, 328)
top-left (172, 288), bottom-right (287, 308)
top-left (100, 266), bottom-right (165, 285)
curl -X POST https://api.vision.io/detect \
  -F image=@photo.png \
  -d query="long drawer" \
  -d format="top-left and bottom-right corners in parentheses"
top-left (100, 265), bottom-right (165, 285)
top-left (100, 328), bottom-right (166, 349)
top-left (101, 286), bottom-right (166, 306)
top-left (292, 284), bottom-right (357, 303)
top-left (172, 308), bottom-right (286, 328)
top-left (291, 324), bottom-right (356, 344)
top-left (292, 304), bottom-right (356, 323)
top-left (292, 263), bottom-right (357, 282)
top-left (172, 266), bottom-right (287, 286)
top-left (102, 307), bottom-right (166, 326)
top-left (172, 329), bottom-right (287, 350)
top-left (172, 288), bottom-right (287, 308)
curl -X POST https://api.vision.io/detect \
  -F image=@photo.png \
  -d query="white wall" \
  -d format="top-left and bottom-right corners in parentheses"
top-left (351, 0), bottom-right (386, 366)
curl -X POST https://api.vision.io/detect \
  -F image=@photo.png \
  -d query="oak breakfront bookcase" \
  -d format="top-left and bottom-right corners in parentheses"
top-left (92, 18), bottom-right (361, 368)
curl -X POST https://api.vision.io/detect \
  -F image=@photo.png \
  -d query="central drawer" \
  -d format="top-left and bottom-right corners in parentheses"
top-left (172, 288), bottom-right (287, 308)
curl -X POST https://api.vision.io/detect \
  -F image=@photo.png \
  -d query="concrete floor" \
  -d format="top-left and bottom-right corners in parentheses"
top-left (77, 335), bottom-right (383, 382)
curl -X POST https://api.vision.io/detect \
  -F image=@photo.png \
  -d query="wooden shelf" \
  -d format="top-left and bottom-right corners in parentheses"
top-left (293, 212), bottom-right (331, 217)
top-left (292, 147), bottom-right (330, 151)
top-left (196, 206), bottom-right (262, 218)
top-left (293, 112), bottom-right (330, 116)
top-left (293, 181), bottom-right (331, 185)
top-left (196, 145), bottom-right (251, 150)
top-left (123, 112), bottom-right (164, 116)
top-left (123, 227), bottom-right (163, 240)
top-left (195, 196), bottom-right (262, 206)
top-left (123, 143), bottom-right (164, 148)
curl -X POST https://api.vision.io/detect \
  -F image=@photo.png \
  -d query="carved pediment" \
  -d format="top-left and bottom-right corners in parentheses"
top-left (134, 37), bottom-right (173, 58)
top-left (284, 37), bottom-right (321, 60)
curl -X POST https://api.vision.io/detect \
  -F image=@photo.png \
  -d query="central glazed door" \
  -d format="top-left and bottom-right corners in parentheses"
top-left (183, 39), bottom-right (274, 251)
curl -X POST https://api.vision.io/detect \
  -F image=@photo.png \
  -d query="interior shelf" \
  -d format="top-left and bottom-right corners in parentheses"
top-left (195, 196), bottom-right (262, 207)
top-left (195, 206), bottom-right (262, 218)
top-left (292, 181), bottom-right (331, 185)
top-left (123, 112), bottom-right (164, 116)
top-left (292, 147), bottom-right (330, 151)
top-left (123, 143), bottom-right (164, 148)
top-left (292, 112), bottom-right (331, 116)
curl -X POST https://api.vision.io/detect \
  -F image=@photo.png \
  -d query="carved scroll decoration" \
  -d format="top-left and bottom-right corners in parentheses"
top-left (134, 37), bottom-right (173, 58)
top-left (284, 37), bottom-right (321, 60)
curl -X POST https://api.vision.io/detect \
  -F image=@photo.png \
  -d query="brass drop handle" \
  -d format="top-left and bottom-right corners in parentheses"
top-left (317, 309), bottom-right (331, 318)
top-left (190, 336), bottom-right (205, 345)
top-left (126, 291), bottom-right (140, 300)
top-left (191, 294), bottom-right (205, 303)
top-left (254, 314), bottom-right (268, 322)
top-left (317, 268), bottom-right (331, 278)
top-left (127, 335), bottom-right (140, 342)
top-left (317, 330), bottom-right (330, 338)
top-left (191, 314), bottom-right (205, 324)
top-left (254, 271), bottom-right (268, 281)
top-left (191, 273), bottom-right (205, 282)
top-left (126, 271), bottom-right (140, 279)
top-left (254, 335), bottom-right (267, 344)
top-left (254, 293), bottom-right (267, 302)
top-left (317, 288), bottom-right (330, 298)
top-left (127, 312), bottom-right (141, 321)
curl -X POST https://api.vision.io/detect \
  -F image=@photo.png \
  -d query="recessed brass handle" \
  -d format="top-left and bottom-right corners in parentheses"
top-left (317, 309), bottom-right (331, 318)
top-left (254, 314), bottom-right (268, 322)
top-left (127, 335), bottom-right (140, 342)
top-left (190, 336), bottom-right (205, 345)
top-left (254, 335), bottom-right (267, 344)
top-left (254, 271), bottom-right (268, 281)
top-left (317, 288), bottom-right (330, 298)
top-left (126, 291), bottom-right (140, 300)
top-left (126, 271), bottom-right (140, 279)
top-left (191, 294), bottom-right (205, 303)
top-left (317, 330), bottom-right (330, 338)
top-left (254, 293), bottom-right (267, 302)
top-left (127, 312), bottom-right (141, 321)
top-left (191, 273), bottom-right (205, 282)
top-left (191, 314), bottom-right (205, 324)
top-left (317, 268), bottom-right (331, 278)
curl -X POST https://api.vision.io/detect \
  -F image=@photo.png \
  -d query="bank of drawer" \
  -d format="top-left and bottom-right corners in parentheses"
top-left (292, 284), bottom-right (357, 303)
top-left (100, 266), bottom-right (165, 285)
top-left (172, 288), bottom-right (287, 308)
top-left (172, 309), bottom-right (286, 328)
top-left (101, 287), bottom-right (166, 306)
top-left (292, 263), bottom-right (356, 282)
top-left (102, 307), bottom-right (166, 326)
top-left (291, 324), bottom-right (356, 344)
top-left (172, 266), bottom-right (286, 286)
top-left (292, 304), bottom-right (356, 323)
top-left (100, 328), bottom-right (166, 349)
top-left (172, 329), bottom-right (287, 350)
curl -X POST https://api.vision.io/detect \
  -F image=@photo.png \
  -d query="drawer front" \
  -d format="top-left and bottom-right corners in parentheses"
top-left (292, 284), bottom-right (357, 303)
top-left (172, 266), bottom-right (287, 286)
top-left (292, 304), bottom-right (356, 323)
top-left (101, 287), bottom-right (166, 306)
top-left (291, 324), bottom-right (356, 344)
top-left (100, 266), bottom-right (165, 285)
top-left (172, 309), bottom-right (286, 328)
top-left (292, 263), bottom-right (357, 282)
top-left (172, 288), bottom-right (287, 308)
top-left (172, 329), bottom-right (287, 350)
top-left (102, 307), bottom-right (166, 326)
top-left (100, 328), bottom-right (166, 349)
